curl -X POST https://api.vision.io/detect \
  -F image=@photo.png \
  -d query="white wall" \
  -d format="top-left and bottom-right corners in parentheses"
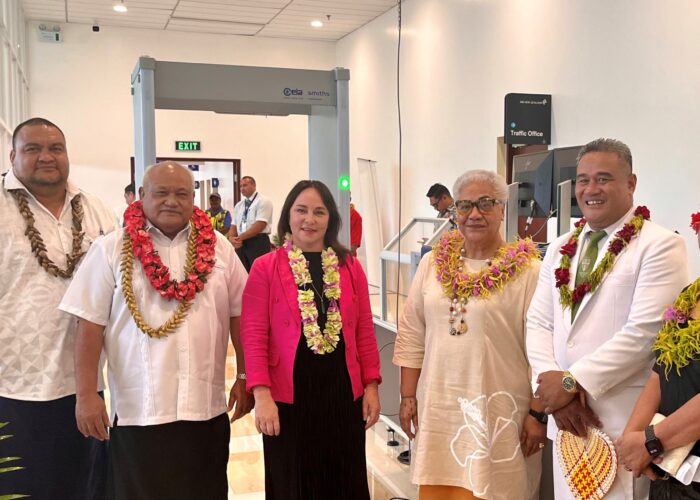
top-left (0, 0), bottom-right (29, 159)
top-left (26, 22), bottom-right (336, 223)
top-left (337, 0), bottom-right (700, 277)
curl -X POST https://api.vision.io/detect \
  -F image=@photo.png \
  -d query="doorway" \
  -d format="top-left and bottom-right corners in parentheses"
top-left (130, 157), bottom-right (241, 213)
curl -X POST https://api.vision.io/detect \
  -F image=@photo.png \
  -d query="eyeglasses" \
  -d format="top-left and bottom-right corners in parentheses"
top-left (455, 197), bottom-right (503, 214)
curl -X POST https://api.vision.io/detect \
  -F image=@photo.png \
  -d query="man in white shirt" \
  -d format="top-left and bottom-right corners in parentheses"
top-left (114, 183), bottom-right (135, 226)
top-left (0, 117), bottom-right (116, 499)
top-left (230, 175), bottom-right (273, 271)
top-left (60, 161), bottom-right (252, 500)
top-left (526, 138), bottom-right (688, 499)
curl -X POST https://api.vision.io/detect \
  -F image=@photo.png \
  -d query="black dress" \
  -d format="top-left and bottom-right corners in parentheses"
top-left (650, 291), bottom-right (700, 499)
top-left (262, 252), bottom-right (370, 500)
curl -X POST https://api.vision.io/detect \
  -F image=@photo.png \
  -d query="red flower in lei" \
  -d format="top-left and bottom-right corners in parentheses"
top-left (123, 201), bottom-right (216, 302)
top-left (554, 267), bottom-right (570, 288)
top-left (691, 212), bottom-right (700, 234)
top-left (634, 205), bottom-right (651, 220)
top-left (559, 241), bottom-right (578, 258)
top-left (571, 282), bottom-right (591, 304)
top-left (555, 206), bottom-right (650, 307)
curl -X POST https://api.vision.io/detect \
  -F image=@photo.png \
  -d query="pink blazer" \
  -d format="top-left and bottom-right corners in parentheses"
top-left (241, 247), bottom-right (382, 404)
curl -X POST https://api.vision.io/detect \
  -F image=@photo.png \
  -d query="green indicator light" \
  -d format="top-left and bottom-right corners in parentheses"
top-left (338, 176), bottom-right (350, 191)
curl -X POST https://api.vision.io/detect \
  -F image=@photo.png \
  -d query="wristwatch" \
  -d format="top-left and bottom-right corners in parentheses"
top-left (562, 371), bottom-right (579, 394)
top-left (529, 408), bottom-right (548, 425)
top-left (236, 373), bottom-right (247, 380)
top-left (644, 425), bottom-right (664, 458)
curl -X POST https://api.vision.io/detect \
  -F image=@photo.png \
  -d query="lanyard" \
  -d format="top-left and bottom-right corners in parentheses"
top-left (243, 192), bottom-right (258, 220)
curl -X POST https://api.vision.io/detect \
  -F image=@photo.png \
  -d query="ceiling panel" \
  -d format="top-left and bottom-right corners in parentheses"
top-left (174, 1), bottom-right (278, 23)
top-left (22, 0), bottom-right (395, 40)
top-left (69, 18), bottom-right (167, 30)
top-left (184, 0), bottom-right (290, 7)
top-left (166, 18), bottom-right (263, 36)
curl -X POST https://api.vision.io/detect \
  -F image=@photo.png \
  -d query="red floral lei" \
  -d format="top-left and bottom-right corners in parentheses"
top-left (123, 201), bottom-right (216, 302)
top-left (555, 206), bottom-right (650, 308)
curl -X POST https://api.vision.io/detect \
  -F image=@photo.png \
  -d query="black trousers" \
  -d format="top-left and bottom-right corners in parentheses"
top-left (236, 233), bottom-right (271, 271)
top-left (107, 413), bottom-right (230, 500)
top-left (0, 394), bottom-right (107, 500)
top-left (650, 476), bottom-right (700, 499)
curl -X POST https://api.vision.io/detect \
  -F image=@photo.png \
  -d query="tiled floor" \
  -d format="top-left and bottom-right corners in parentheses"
top-left (225, 347), bottom-right (417, 500)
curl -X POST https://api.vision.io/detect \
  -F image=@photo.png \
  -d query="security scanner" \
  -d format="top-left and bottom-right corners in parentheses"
top-left (131, 57), bottom-right (351, 244)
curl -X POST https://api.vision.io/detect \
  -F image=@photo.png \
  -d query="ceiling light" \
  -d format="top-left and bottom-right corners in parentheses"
top-left (310, 20), bottom-right (323, 28)
top-left (113, 1), bottom-right (127, 13)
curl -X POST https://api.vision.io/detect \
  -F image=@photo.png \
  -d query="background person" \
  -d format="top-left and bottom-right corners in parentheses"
top-left (206, 191), bottom-right (232, 236)
top-left (396, 170), bottom-right (544, 500)
top-left (350, 198), bottom-right (363, 256)
top-left (426, 182), bottom-right (456, 221)
top-left (241, 179), bottom-right (381, 500)
top-left (115, 183), bottom-right (135, 226)
top-left (230, 175), bottom-right (273, 271)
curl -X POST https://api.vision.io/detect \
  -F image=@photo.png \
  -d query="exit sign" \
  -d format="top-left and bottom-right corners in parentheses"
top-left (175, 141), bottom-right (201, 151)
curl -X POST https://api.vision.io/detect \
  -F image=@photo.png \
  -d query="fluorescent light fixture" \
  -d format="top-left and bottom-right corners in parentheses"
top-left (113, 1), bottom-right (127, 13)
top-left (310, 20), bottom-right (323, 28)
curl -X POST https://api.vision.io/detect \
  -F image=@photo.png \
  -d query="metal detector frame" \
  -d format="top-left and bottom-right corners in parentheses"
top-left (131, 56), bottom-right (351, 244)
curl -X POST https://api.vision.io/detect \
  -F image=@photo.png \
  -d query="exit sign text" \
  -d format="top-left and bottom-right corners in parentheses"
top-left (175, 141), bottom-right (201, 151)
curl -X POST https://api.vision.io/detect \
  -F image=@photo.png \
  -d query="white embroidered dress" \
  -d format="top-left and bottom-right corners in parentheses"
top-left (394, 252), bottom-right (541, 499)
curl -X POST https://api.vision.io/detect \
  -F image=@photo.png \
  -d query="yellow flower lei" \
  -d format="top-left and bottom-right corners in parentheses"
top-left (434, 230), bottom-right (540, 301)
top-left (284, 234), bottom-right (342, 354)
top-left (653, 277), bottom-right (700, 378)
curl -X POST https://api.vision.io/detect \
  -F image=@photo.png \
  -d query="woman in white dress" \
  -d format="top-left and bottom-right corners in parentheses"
top-left (394, 170), bottom-right (545, 500)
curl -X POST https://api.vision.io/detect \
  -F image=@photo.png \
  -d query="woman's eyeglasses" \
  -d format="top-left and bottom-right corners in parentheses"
top-left (455, 197), bottom-right (503, 214)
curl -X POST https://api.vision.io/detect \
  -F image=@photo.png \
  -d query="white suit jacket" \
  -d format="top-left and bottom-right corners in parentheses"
top-left (527, 213), bottom-right (687, 498)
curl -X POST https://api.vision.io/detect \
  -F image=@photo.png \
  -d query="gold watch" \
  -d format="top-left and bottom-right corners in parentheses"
top-left (562, 371), bottom-right (579, 394)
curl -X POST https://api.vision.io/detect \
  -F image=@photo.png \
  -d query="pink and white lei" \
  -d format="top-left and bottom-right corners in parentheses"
top-left (284, 234), bottom-right (342, 354)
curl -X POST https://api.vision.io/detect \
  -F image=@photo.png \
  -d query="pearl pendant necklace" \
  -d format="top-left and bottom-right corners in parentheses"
top-left (448, 247), bottom-right (469, 336)
top-left (448, 295), bottom-right (468, 335)
top-left (448, 247), bottom-right (491, 336)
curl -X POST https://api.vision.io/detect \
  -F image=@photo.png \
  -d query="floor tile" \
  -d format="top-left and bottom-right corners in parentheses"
top-left (227, 450), bottom-right (265, 494)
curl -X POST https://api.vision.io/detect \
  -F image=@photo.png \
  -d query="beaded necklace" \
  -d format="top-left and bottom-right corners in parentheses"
top-left (434, 230), bottom-right (539, 335)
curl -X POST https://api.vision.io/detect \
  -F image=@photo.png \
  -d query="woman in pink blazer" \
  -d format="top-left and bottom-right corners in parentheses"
top-left (241, 180), bottom-right (381, 500)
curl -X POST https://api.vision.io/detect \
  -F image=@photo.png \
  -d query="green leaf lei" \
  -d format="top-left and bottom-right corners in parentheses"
top-left (653, 277), bottom-right (700, 378)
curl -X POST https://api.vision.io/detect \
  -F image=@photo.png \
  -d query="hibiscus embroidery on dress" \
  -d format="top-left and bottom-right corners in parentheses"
top-left (450, 392), bottom-right (522, 497)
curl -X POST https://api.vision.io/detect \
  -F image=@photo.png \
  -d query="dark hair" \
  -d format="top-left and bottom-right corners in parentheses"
top-left (241, 175), bottom-right (256, 185)
top-left (277, 180), bottom-right (351, 263)
top-left (124, 183), bottom-right (135, 195)
top-left (12, 117), bottom-right (65, 149)
top-left (426, 183), bottom-right (451, 199)
top-left (577, 138), bottom-right (633, 171)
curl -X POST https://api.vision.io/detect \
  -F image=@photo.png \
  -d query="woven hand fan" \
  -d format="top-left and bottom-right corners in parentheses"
top-left (556, 427), bottom-right (617, 500)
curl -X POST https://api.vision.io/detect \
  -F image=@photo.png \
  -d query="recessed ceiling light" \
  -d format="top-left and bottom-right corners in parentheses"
top-left (310, 20), bottom-right (323, 28)
top-left (113, 1), bottom-right (127, 13)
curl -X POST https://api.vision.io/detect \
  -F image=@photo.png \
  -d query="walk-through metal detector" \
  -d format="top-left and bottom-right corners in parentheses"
top-left (131, 56), bottom-right (351, 244)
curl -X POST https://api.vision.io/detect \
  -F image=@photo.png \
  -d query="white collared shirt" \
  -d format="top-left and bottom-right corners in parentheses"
top-left (0, 169), bottom-right (117, 401)
top-left (59, 223), bottom-right (248, 426)
top-left (233, 191), bottom-right (273, 234)
top-left (576, 205), bottom-right (636, 269)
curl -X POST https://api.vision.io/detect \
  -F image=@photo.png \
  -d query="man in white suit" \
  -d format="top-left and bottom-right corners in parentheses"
top-left (526, 138), bottom-right (687, 499)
